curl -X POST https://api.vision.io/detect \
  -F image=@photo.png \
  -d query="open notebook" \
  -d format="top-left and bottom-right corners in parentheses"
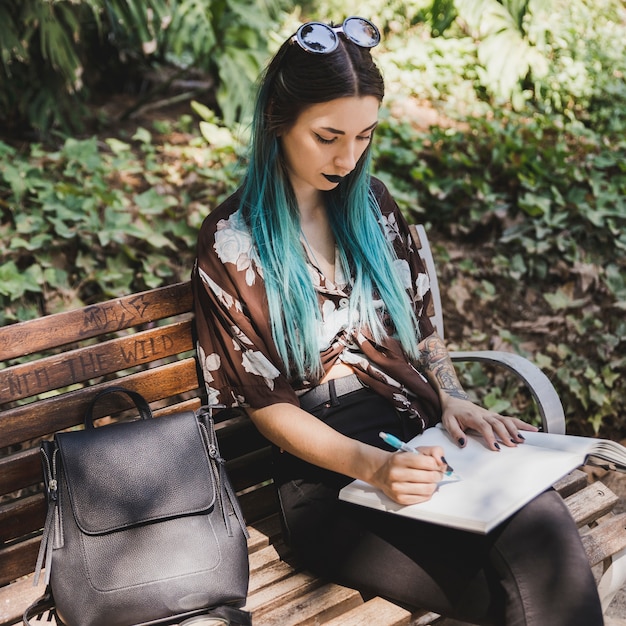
top-left (339, 425), bottom-right (626, 534)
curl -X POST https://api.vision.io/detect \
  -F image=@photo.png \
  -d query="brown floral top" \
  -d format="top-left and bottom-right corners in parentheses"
top-left (192, 178), bottom-right (442, 431)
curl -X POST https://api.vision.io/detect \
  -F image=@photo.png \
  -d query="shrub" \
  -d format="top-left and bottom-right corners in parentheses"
top-left (0, 0), bottom-right (284, 134)
top-left (0, 123), bottom-right (242, 323)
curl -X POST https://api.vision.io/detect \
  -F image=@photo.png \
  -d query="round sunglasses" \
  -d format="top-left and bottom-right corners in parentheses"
top-left (292, 17), bottom-right (380, 55)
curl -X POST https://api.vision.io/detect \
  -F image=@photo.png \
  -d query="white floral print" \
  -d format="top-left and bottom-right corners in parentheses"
top-left (394, 258), bottom-right (412, 290)
top-left (198, 345), bottom-right (220, 382)
top-left (199, 267), bottom-right (243, 313)
top-left (197, 344), bottom-right (222, 406)
top-left (393, 392), bottom-right (413, 411)
top-left (214, 209), bottom-right (262, 286)
top-left (415, 272), bottom-right (430, 298)
top-left (231, 325), bottom-right (253, 348)
top-left (380, 211), bottom-right (402, 242)
top-left (241, 350), bottom-right (281, 390)
top-left (318, 299), bottom-right (352, 350)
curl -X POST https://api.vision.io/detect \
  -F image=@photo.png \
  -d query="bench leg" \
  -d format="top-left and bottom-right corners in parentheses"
top-left (598, 547), bottom-right (626, 614)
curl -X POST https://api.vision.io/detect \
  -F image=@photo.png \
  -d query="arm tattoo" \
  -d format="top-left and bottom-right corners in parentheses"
top-left (420, 335), bottom-right (470, 400)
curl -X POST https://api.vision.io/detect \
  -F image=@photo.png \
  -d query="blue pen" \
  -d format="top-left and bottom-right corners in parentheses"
top-left (379, 431), bottom-right (460, 479)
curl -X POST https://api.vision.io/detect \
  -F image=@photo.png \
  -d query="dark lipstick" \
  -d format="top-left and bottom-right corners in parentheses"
top-left (323, 174), bottom-right (343, 183)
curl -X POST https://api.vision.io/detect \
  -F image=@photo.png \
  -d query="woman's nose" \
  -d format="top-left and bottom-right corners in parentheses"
top-left (334, 142), bottom-right (359, 171)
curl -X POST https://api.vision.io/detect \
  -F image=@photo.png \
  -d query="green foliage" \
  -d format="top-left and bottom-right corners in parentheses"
top-left (361, 0), bottom-right (626, 436)
top-left (0, 1), bottom-right (80, 131)
top-left (0, 0), bottom-right (167, 132)
top-left (375, 108), bottom-right (626, 273)
top-left (0, 125), bottom-right (241, 323)
top-left (376, 0), bottom-right (626, 125)
top-left (452, 0), bottom-right (544, 107)
top-left (373, 98), bottom-right (625, 434)
top-left (160, 0), bottom-right (284, 124)
top-left (0, 0), bottom-right (284, 133)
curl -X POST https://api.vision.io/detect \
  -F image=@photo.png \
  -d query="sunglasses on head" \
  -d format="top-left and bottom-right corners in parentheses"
top-left (292, 17), bottom-right (380, 55)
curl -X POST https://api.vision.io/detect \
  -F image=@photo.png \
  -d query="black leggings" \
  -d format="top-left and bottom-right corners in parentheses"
top-left (274, 388), bottom-right (603, 626)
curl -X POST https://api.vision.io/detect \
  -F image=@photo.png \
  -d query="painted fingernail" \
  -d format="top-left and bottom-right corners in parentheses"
top-left (458, 437), bottom-right (466, 447)
top-left (510, 438), bottom-right (517, 443)
top-left (518, 433), bottom-right (525, 440)
top-left (441, 457), bottom-right (455, 474)
top-left (494, 442), bottom-right (501, 450)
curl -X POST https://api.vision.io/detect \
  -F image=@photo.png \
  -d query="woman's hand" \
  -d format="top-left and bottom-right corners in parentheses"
top-left (417, 332), bottom-right (538, 452)
top-left (441, 395), bottom-right (538, 452)
top-left (248, 402), bottom-right (448, 506)
top-left (368, 446), bottom-right (448, 505)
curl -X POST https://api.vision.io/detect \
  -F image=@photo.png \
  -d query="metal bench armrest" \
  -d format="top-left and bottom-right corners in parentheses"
top-left (450, 350), bottom-right (566, 434)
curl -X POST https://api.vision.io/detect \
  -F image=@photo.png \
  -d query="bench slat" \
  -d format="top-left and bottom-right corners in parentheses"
top-left (249, 559), bottom-right (300, 596)
top-left (0, 449), bottom-right (40, 499)
top-left (565, 482), bottom-right (620, 527)
top-left (226, 447), bottom-right (273, 492)
top-left (237, 482), bottom-right (280, 524)
top-left (248, 543), bottom-right (287, 574)
top-left (246, 515), bottom-right (283, 554)
top-left (214, 415), bottom-right (270, 461)
top-left (0, 494), bottom-right (44, 545)
top-left (552, 469), bottom-right (589, 498)
top-left (322, 596), bottom-right (415, 626)
top-left (0, 537), bottom-right (39, 588)
top-left (0, 574), bottom-right (45, 625)
top-left (243, 571), bottom-right (324, 619)
top-left (0, 359), bottom-right (200, 448)
top-left (582, 512), bottom-right (626, 567)
top-left (0, 282), bottom-right (192, 361)
top-left (253, 582), bottom-right (363, 626)
top-left (0, 320), bottom-right (193, 403)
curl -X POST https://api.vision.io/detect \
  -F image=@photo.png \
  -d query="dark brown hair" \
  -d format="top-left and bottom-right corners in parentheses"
top-left (261, 32), bottom-right (385, 135)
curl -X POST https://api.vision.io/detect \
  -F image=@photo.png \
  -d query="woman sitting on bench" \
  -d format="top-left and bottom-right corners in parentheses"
top-left (192, 17), bottom-right (603, 625)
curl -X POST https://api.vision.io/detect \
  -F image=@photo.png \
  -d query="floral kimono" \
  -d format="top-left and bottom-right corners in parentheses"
top-left (192, 177), bottom-right (442, 431)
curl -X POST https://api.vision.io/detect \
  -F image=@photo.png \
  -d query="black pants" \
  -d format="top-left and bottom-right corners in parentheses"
top-left (274, 387), bottom-right (603, 626)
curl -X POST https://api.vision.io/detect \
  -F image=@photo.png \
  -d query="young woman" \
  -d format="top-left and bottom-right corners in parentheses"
top-left (192, 18), bottom-right (603, 625)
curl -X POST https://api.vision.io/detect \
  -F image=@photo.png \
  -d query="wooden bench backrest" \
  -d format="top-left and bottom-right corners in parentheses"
top-left (0, 281), bottom-right (275, 588)
top-left (1, 282), bottom-right (193, 586)
top-left (0, 225), bottom-right (438, 590)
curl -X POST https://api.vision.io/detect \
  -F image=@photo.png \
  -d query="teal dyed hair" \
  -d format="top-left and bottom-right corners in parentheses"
top-left (239, 28), bottom-right (420, 381)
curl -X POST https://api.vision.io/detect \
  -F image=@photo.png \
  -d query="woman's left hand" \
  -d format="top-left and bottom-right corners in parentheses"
top-left (440, 396), bottom-right (538, 451)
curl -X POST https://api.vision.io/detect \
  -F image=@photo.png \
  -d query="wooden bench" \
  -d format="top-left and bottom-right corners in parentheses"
top-left (2, 225), bottom-right (626, 626)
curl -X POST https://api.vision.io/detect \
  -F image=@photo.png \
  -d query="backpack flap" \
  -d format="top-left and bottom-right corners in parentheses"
top-left (55, 411), bottom-right (216, 534)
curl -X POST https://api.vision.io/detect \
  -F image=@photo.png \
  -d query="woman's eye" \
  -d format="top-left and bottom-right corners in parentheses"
top-left (314, 133), bottom-right (335, 145)
top-left (358, 135), bottom-right (373, 142)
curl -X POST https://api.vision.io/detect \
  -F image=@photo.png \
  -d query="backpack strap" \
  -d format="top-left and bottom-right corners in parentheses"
top-left (33, 441), bottom-right (61, 587)
top-left (23, 587), bottom-right (60, 626)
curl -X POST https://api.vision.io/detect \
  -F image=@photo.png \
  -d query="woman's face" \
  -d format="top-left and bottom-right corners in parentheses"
top-left (279, 96), bottom-right (379, 197)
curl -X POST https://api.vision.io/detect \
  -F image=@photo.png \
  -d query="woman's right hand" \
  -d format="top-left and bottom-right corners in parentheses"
top-left (247, 403), bottom-right (447, 506)
top-left (368, 446), bottom-right (447, 505)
